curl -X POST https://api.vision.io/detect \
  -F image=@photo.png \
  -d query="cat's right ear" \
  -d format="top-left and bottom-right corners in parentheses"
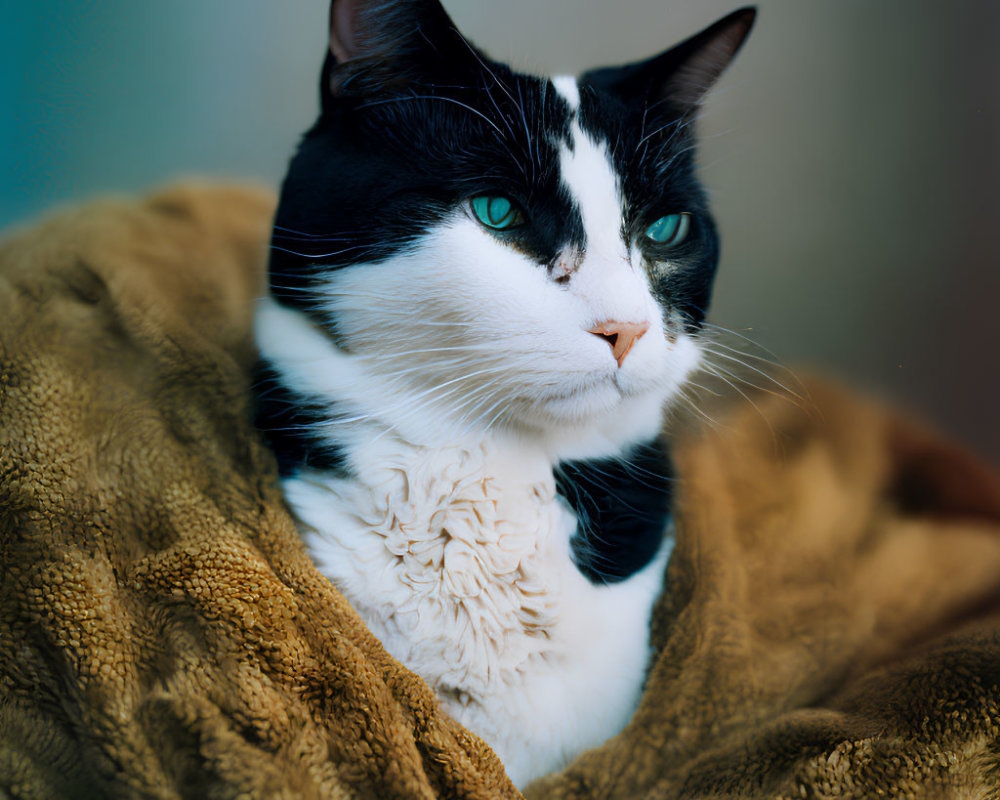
top-left (323, 0), bottom-right (466, 100)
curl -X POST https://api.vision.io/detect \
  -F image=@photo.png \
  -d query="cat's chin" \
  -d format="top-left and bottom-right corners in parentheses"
top-left (509, 336), bottom-right (701, 451)
top-left (532, 380), bottom-right (625, 423)
top-left (514, 379), bottom-right (668, 438)
top-left (508, 387), bottom-right (672, 464)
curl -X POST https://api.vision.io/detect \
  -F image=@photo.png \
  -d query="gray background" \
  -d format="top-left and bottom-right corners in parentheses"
top-left (3, 1), bottom-right (998, 463)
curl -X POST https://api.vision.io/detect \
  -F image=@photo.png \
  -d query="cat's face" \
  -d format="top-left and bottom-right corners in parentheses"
top-left (269, 0), bottom-right (753, 439)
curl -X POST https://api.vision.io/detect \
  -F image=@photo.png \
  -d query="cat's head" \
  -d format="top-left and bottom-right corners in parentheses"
top-left (268, 0), bottom-right (754, 445)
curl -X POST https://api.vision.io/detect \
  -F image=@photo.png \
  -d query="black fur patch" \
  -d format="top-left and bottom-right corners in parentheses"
top-left (271, 63), bottom-right (586, 323)
top-left (253, 360), bottom-right (348, 478)
top-left (576, 81), bottom-right (720, 330)
top-left (555, 439), bottom-right (674, 585)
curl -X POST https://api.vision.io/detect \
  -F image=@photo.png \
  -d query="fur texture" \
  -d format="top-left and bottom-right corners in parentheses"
top-left (8, 183), bottom-right (1000, 800)
top-left (256, 0), bottom-right (754, 785)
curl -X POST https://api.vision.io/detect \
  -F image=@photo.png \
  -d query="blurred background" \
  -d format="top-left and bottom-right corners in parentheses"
top-left (2, 1), bottom-right (998, 464)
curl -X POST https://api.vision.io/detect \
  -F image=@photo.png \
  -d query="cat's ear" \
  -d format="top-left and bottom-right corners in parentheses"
top-left (324, 0), bottom-right (466, 98)
top-left (582, 7), bottom-right (756, 113)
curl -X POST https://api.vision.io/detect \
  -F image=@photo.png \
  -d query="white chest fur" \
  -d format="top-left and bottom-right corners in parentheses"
top-left (283, 429), bottom-right (669, 787)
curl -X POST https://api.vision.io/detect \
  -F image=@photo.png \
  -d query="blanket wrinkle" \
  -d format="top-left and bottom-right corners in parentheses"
top-left (2, 183), bottom-right (1000, 800)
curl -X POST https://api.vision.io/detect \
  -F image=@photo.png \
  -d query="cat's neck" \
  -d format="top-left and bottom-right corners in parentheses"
top-left (254, 296), bottom-right (668, 469)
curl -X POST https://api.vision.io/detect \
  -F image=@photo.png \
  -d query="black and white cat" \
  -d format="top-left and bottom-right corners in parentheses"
top-left (255, 0), bottom-right (753, 786)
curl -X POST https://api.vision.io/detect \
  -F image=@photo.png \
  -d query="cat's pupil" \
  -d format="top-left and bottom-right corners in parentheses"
top-left (471, 195), bottom-right (522, 230)
top-left (645, 213), bottom-right (690, 246)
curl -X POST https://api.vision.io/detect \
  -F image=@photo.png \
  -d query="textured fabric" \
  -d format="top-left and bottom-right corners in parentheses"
top-left (1, 184), bottom-right (999, 799)
top-left (529, 383), bottom-right (1000, 799)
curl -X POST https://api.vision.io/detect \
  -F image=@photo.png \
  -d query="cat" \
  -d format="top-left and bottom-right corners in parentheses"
top-left (254, 0), bottom-right (754, 786)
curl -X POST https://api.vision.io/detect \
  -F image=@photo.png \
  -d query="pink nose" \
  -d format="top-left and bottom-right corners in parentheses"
top-left (587, 320), bottom-right (650, 367)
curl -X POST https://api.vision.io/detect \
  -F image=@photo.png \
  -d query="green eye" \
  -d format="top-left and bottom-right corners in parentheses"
top-left (645, 213), bottom-right (691, 246)
top-left (470, 195), bottom-right (524, 231)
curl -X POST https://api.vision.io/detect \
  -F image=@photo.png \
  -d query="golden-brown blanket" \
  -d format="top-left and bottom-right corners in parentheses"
top-left (2, 184), bottom-right (1000, 799)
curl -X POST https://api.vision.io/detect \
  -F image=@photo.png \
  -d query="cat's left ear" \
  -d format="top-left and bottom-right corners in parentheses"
top-left (582, 7), bottom-right (756, 113)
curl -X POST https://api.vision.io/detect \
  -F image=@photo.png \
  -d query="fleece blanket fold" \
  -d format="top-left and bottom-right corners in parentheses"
top-left (1, 184), bottom-right (999, 800)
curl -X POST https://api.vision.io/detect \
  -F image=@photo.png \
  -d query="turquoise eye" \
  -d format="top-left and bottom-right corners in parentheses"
top-left (645, 213), bottom-right (691, 246)
top-left (470, 195), bottom-right (524, 231)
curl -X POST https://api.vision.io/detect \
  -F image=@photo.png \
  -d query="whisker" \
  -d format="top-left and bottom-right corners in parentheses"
top-left (357, 94), bottom-right (506, 137)
top-left (637, 116), bottom-right (685, 149)
top-left (272, 224), bottom-right (354, 239)
top-left (697, 336), bottom-right (791, 373)
top-left (699, 321), bottom-right (786, 363)
top-left (700, 347), bottom-right (804, 401)
top-left (678, 393), bottom-right (727, 429)
top-left (698, 363), bottom-right (777, 435)
top-left (270, 245), bottom-right (373, 259)
top-left (701, 360), bottom-right (792, 405)
top-left (514, 81), bottom-right (536, 180)
top-left (357, 344), bottom-right (499, 359)
top-left (697, 323), bottom-right (815, 416)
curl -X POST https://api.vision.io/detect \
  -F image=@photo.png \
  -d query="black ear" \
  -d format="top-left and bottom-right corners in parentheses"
top-left (582, 7), bottom-right (756, 113)
top-left (323, 0), bottom-right (466, 99)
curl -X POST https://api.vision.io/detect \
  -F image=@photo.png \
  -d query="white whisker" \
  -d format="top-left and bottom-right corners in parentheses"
top-left (701, 347), bottom-right (803, 401)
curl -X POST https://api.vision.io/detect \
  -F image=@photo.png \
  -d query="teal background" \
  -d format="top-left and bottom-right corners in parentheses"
top-left (3, 1), bottom-right (999, 463)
